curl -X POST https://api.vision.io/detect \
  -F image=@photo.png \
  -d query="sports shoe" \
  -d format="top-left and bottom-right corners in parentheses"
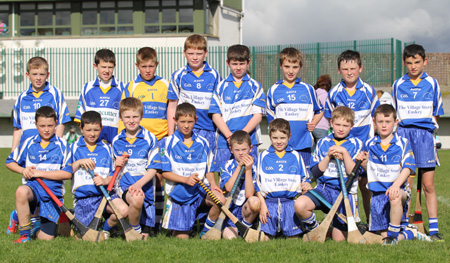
top-left (382, 236), bottom-right (398, 246)
top-left (102, 230), bottom-right (110, 240)
top-left (31, 220), bottom-right (41, 238)
top-left (430, 233), bottom-right (444, 242)
top-left (415, 231), bottom-right (432, 242)
top-left (6, 211), bottom-right (18, 234)
top-left (13, 234), bottom-right (31, 244)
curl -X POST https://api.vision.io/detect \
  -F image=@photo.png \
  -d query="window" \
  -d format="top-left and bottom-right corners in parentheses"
top-left (19, 2), bottom-right (71, 36)
top-left (81, 1), bottom-right (133, 36)
top-left (0, 4), bottom-right (9, 37)
top-left (144, 0), bottom-right (194, 34)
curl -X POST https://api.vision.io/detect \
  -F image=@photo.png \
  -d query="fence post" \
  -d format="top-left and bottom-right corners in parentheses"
top-left (390, 38), bottom-right (394, 84)
top-left (316, 42), bottom-right (320, 81)
top-left (396, 39), bottom-right (402, 79)
top-left (353, 40), bottom-right (357, 51)
top-left (277, 45), bottom-right (281, 81)
top-left (252, 46), bottom-right (256, 78)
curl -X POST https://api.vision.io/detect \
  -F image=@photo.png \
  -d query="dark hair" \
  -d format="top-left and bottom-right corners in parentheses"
top-left (374, 104), bottom-right (397, 120)
top-left (403, 44), bottom-right (426, 61)
top-left (269, 118), bottom-right (290, 137)
top-left (227, 44), bottom-right (250, 62)
top-left (315, 74), bottom-right (332, 92)
top-left (80, 111), bottom-right (102, 128)
top-left (95, 49), bottom-right (116, 65)
top-left (35, 106), bottom-right (56, 122)
top-left (229, 130), bottom-right (251, 148)
top-left (337, 50), bottom-right (361, 68)
top-left (175, 102), bottom-right (196, 120)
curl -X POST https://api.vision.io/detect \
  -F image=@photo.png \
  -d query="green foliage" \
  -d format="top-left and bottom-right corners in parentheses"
top-left (1, 148), bottom-right (450, 263)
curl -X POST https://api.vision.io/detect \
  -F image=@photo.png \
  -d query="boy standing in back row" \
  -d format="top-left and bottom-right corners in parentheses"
top-left (209, 44), bottom-right (265, 165)
top-left (391, 44), bottom-right (444, 241)
top-left (325, 50), bottom-right (380, 222)
top-left (266, 47), bottom-right (324, 168)
top-left (75, 49), bottom-right (125, 144)
top-left (167, 34), bottom-right (222, 153)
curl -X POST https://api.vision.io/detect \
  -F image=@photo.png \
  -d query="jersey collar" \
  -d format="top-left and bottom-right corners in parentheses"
top-left (26, 82), bottom-right (50, 94)
top-left (276, 77), bottom-right (302, 85)
top-left (402, 72), bottom-right (429, 80)
top-left (93, 76), bottom-right (118, 88)
top-left (185, 61), bottom-right (212, 72)
top-left (267, 145), bottom-right (294, 153)
top-left (134, 74), bottom-right (162, 86)
top-left (118, 126), bottom-right (146, 139)
top-left (78, 136), bottom-right (104, 147)
top-left (340, 77), bottom-right (364, 89)
top-left (329, 132), bottom-right (353, 141)
top-left (225, 73), bottom-right (250, 82)
top-left (33, 133), bottom-right (57, 143)
top-left (373, 132), bottom-right (399, 144)
top-left (173, 129), bottom-right (198, 142)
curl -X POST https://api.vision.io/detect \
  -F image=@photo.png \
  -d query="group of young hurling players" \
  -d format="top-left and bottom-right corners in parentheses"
top-left (5, 33), bottom-right (443, 245)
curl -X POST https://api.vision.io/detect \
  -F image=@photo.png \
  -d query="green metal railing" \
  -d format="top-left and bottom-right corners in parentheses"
top-left (0, 38), bottom-right (406, 99)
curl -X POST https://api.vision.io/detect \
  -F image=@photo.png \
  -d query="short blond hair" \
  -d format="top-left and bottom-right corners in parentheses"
top-left (119, 97), bottom-right (143, 118)
top-left (27, 57), bottom-right (48, 72)
top-left (184, 34), bottom-right (207, 51)
top-left (136, 47), bottom-right (158, 64)
top-left (331, 106), bottom-right (354, 124)
top-left (279, 47), bottom-right (303, 67)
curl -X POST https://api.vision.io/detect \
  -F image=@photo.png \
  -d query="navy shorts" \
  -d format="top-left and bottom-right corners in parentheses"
top-left (162, 193), bottom-right (205, 231)
top-left (74, 194), bottom-right (118, 227)
top-left (397, 126), bottom-right (439, 168)
top-left (369, 190), bottom-right (410, 232)
top-left (260, 198), bottom-right (302, 237)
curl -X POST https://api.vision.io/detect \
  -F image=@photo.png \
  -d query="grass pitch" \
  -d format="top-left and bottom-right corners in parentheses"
top-left (1, 148), bottom-right (450, 263)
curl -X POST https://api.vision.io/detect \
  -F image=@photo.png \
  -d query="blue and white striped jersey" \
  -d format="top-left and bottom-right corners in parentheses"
top-left (111, 127), bottom-right (160, 204)
top-left (311, 133), bottom-right (363, 193)
top-left (391, 73), bottom-right (444, 131)
top-left (75, 76), bottom-right (124, 144)
top-left (209, 74), bottom-right (266, 148)
top-left (365, 133), bottom-right (415, 193)
top-left (266, 78), bottom-right (323, 150)
top-left (63, 137), bottom-right (114, 199)
top-left (6, 134), bottom-right (69, 197)
top-left (325, 78), bottom-right (379, 143)
top-left (161, 130), bottom-right (218, 204)
top-left (219, 159), bottom-right (259, 206)
top-left (168, 62), bottom-right (222, 131)
top-left (257, 145), bottom-right (309, 199)
top-left (13, 83), bottom-right (71, 145)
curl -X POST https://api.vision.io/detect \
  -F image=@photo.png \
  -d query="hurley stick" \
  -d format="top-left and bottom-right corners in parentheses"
top-left (413, 172), bottom-right (426, 233)
top-left (198, 180), bottom-right (267, 243)
top-left (203, 165), bottom-right (246, 240)
top-left (87, 169), bottom-right (145, 242)
top-left (35, 178), bottom-right (105, 242)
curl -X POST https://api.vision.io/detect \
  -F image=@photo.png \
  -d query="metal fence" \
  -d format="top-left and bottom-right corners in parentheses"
top-left (0, 38), bottom-right (412, 99)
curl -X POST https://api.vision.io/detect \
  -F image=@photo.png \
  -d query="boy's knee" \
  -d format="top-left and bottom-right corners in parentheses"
top-left (15, 186), bottom-right (31, 200)
top-left (247, 196), bottom-right (260, 213)
top-left (128, 194), bottom-right (144, 208)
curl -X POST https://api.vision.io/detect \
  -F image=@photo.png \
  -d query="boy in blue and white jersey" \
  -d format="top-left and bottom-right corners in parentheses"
top-left (295, 106), bottom-right (363, 241)
top-left (209, 44), bottom-right (265, 166)
top-left (257, 118), bottom-right (311, 238)
top-left (357, 104), bottom-right (428, 245)
top-left (6, 106), bottom-right (70, 243)
top-left (167, 34), bottom-right (222, 153)
top-left (161, 103), bottom-right (223, 239)
top-left (112, 98), bottom-right (159, 236)
top-left (218, 130), bottom-right (260, 239)
top-left (266, 47), bottom-right (323, 167)
top-left (64, 111), bottom-right (128, 237)
top-left (12, 57), bottom-right (71, 151)
top-left (324, 50), bottom-right (379, 221)
top-left (75, 49), bottom-right (125, 144)
top-left (391, 44), bottom-right (444, 241)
